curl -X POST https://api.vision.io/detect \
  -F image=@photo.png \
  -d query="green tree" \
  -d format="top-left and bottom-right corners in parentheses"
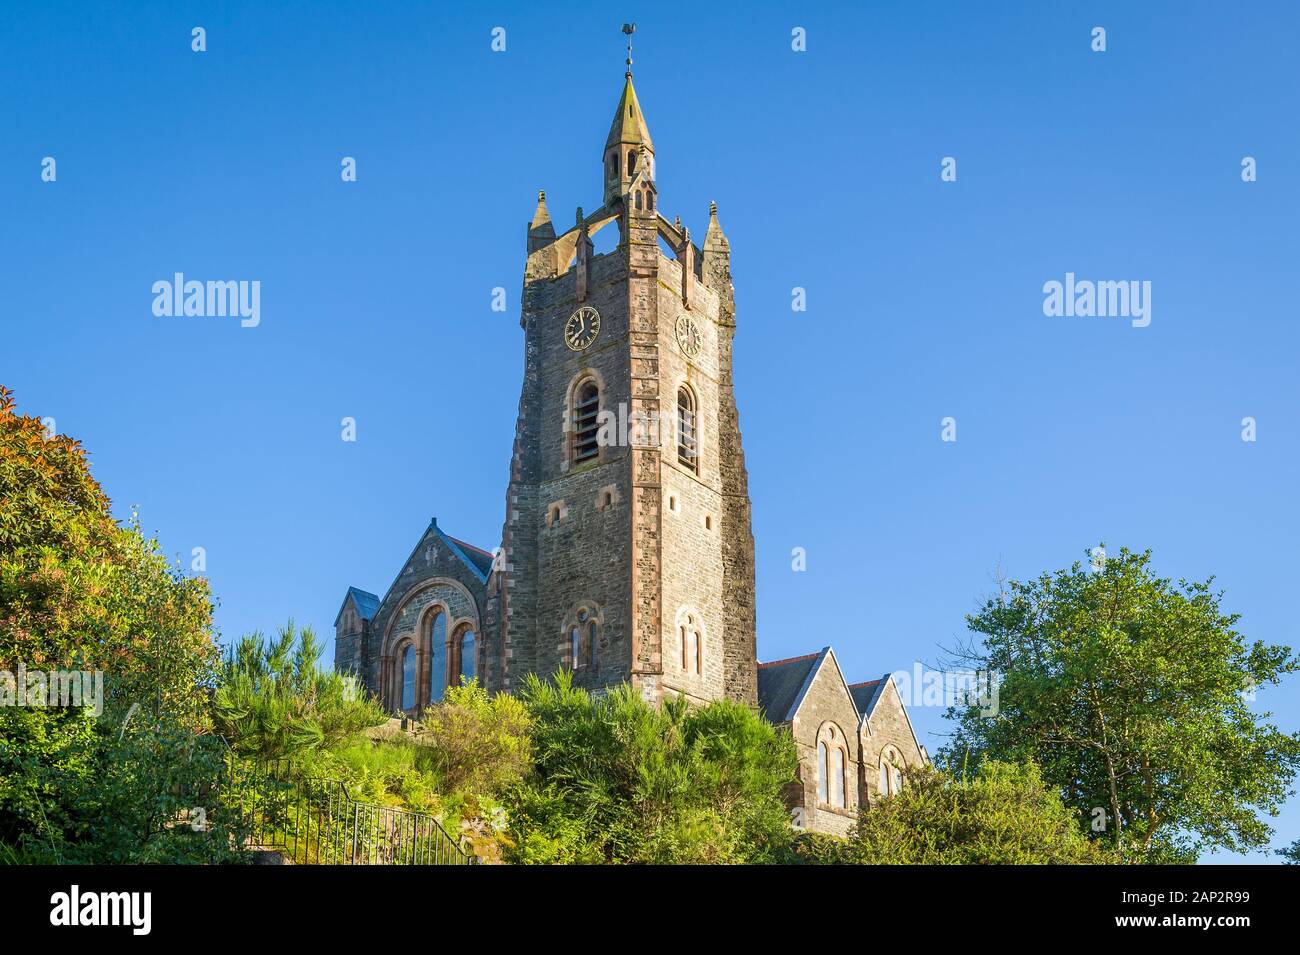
top-left (811, 762), bottom-right (1115, 864)
top-left (508, 672), bottom-right (798, 864)
top-left (0, 385), bottom-right (237, 862)
top-left (213, 622), bottom-right (386, 760)
top-left (942, 546), bottom-right (1300, 863)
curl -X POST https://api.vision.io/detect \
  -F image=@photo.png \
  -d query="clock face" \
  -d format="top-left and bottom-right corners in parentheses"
top-left (565, 306), bottom-right (600, 351)
top-left (676, 314), bottom-right (702, 359)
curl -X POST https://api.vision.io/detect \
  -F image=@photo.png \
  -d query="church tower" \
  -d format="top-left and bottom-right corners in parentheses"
top-left (482, 41), bottom-right (757, 706)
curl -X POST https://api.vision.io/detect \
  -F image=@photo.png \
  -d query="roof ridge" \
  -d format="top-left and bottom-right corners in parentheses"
top-left (847, 679), bottom-right (882, 688)
top-left (757, 651), bottom-right (820, 670)
top-left (448, 535), bottom-right (494, 559)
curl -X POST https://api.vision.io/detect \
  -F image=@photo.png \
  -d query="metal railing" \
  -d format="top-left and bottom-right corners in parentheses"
top-left (224, 756), bottom-right (472, 865)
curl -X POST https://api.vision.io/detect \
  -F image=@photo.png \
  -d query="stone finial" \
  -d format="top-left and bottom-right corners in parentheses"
top-left (703, 200), bottom-right (729, 254)
top-left (530, 190), bottom-right (552, 230)
top-left (576, 206), bottom-right (584, 228)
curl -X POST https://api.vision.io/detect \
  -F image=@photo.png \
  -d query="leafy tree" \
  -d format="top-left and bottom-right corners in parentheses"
top-left (1277, 839), bottom-right (1300, 865)
top-left (799, 762), bottom-right (1116, 864)
top-left (0, 385), bottom-right (237, 862)
top-left (213, 622), bottom-right (386, 760)
top-left (507, 671), bottom-right (798, 864)
top-left (941, 546), bottom-right (1300, 863)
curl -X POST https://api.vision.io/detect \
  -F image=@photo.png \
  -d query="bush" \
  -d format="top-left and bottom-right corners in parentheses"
top-left (838, 761), bottom-right (1117, 865)
top-left (505, 672), bottom-right (798, 864)
top-left (417, 680), bottom-right (532, 795)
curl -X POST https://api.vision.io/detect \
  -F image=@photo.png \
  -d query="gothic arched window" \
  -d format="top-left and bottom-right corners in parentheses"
top-left (817, 724), bottom-right (849, 808)
top-left (833, 748), bottom-right (847, 809)
top-left (399, 644), bottom-right (416, 712)
top-left (628, 150), bottom-right (637, 175)
top-left (572, 379), bottom-right (600, 464)
top-left (679, 613), bottom-right (701, 674)
top-left (879, 748), bottom-right (902, 797)
top-left (676, 386), bottom-right (697, 470)
top-left (817, 742), bottom-right (829, 805)
top-left (428, 611), bottom-right (447, 704)
top-left (569, 608), bottom-right (596, 669)
top-left (458, 628), bottom-right (476, 684)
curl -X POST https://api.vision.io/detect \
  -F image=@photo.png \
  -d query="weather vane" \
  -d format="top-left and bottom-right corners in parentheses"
top-left (622, 22), bottom-right (636, 72)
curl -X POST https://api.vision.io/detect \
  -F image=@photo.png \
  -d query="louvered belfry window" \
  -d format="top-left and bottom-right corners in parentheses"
top-left (677, 387), bottom-right (697, 469)
top-left (573, 380), bottom-right (600, 463)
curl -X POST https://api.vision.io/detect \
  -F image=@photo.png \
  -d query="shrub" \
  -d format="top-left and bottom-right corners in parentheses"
top-left (840, 761), bottom-right (1117, 865)
top-left (417, 680), bottom-right (532, 795)
top-left (506, 672), bottom-right (798, 864)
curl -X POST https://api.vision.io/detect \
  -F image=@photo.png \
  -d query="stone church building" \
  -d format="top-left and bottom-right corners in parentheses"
top-left (334, 58), bottom-right (927, 835)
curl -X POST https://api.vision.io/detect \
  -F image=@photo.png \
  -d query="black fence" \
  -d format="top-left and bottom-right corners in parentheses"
top-left (224, 757), bottom-right (472, 865)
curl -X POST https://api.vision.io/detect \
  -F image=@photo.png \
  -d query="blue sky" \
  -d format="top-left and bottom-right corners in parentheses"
top-left (3, 1), bottom-right (1297, 862)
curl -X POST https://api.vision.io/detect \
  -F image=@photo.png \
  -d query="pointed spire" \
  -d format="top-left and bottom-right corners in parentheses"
top-left (703, 200), bottom-right (729, 254)
top-left (605, 73), bottom-right (654, 152)
top-left (527, 189), bottom-right (555, 254)
top-left (530, 190), bottom-right (552, 231)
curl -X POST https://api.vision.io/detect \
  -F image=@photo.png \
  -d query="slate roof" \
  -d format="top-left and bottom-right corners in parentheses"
top-left (756, 651), bottom-right (823, 724)
top-left (348, 587), bottom-right (381, 620)
top-left (334, 586), bottom-right (381, 627)
top-left (444, 533), bottom-right (495, 580)
top-left (847, 679), bottom-right (884, 717)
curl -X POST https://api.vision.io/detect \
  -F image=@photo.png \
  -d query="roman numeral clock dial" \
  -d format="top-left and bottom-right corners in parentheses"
top-left (564, 306), bottom-right (600, 351)
top-left (676, 314), bottom-right (702, 358)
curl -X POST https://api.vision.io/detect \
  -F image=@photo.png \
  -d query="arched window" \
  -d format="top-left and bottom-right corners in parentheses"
top-left (879, 748), bottom-right (902, 797)
top-left (569, 608), bottom-right (596, 668)
top-left (677, 387), bottom-right (697, 470)
top-left (817, 742), bottom-right (829, 805)
top-left (679, 613), bottom-right (701, 674)
top-left (817, 724), bottom-right (849, 808)
top-left (459, 629), bottom-right (476, 684)
top-left (647, 192), bottom-right (654, 211)
top-left (635, 190), bottom-right (643, 210)
top-left (628, 150), bottom-right (637, 175)
top-left (399, 644), bottom-right (416, 711)
top-left (428, 612), bottom-right (447, 704)
top-left (572, 379), bottom-right (600, 464)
